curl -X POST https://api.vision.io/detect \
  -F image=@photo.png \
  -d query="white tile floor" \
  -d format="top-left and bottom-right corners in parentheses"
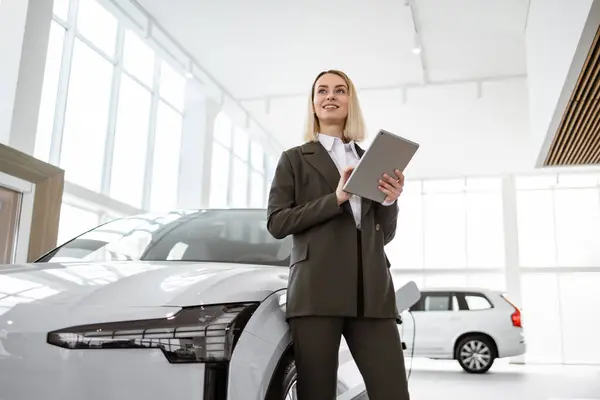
top-left (405, 358), bottom-right (600, 400)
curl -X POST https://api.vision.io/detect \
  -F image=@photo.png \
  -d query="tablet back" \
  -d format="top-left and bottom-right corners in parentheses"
top-left (343, 130), bottom-right (419, 203)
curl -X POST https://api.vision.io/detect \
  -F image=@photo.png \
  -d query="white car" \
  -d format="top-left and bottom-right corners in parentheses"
top-left (0, 209), bottom-right (413, 400)
top-left (399, 287), bottom-right (526, 373)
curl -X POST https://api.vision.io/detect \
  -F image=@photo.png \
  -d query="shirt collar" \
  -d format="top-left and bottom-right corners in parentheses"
top-left (317, 133), bottom-right (360, 159)
top-left (317, 133), bottom-right (337, 151)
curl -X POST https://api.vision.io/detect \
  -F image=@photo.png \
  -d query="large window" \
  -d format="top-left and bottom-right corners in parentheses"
top-left (390, 184), bottom-right (423, 269)
top-left (57, 203), bottom-right (100, 245)
top-left (209, 112), bottom-right (267, 209)
top-left (516, 172), bottom-right (600, 267)
top-left (60, 38), bottom-right (113, 191)
top-left (209, 112), bottom-right (233, 208)
top-left (231, 157), bottom-right (249, 208)
top-left (386, 177), bottom-right (504, 270)
top-left (558, 272), bottom-right (600, 364)
top-left (231, 127), bottom-right (250, 208)
top-left (159, 61), bottom-right (186, 112)
top-left (209, 142), bottom-right (231, 208)
top-left (150, 102), bottom-right (183, 211)
top-left (122, 29), bottom-right (155, 87)
top-left (249, 141), bottom-right (265, 207)
top-left (423, 190), bottom-right (467, 268)
top-left (53, 0), bottom-right (71, 21)
top-left (109, 75), bottom-right (151, 207)
top-left (76, 0), bottom-right (118, 57)
top-left (38, 0), bottom-right (186, 211)
top-left (515, 172), bottom-right (600, 365)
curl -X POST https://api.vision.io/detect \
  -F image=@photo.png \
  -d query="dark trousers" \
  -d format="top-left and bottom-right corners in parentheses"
top-left (289, 316), bottom-right (411, 400)
top-left (288, 229), bottom-right (410, 400)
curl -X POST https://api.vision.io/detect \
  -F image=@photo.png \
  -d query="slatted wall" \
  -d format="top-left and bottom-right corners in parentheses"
top-left (544, 24), bottom-right (600, 166)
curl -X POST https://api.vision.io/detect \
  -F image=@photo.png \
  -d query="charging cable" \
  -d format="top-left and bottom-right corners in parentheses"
top-left (407, 310), bottom-right (416, 380)
top-left (401, 310), bottom-right (417, 381)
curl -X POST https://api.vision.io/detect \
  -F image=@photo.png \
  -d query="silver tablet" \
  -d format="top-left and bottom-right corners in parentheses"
top-left (343, 129), bottom-right (420, 203)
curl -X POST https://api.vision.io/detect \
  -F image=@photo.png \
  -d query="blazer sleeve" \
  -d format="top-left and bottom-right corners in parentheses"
top-left (267, 151), bottom-right (343, 239)
top-left (375, 200), bottom-right (399, 245)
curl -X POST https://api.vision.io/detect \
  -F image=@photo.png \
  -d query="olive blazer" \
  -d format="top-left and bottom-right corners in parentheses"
top-left (266, 140), bottom-right (399, 320)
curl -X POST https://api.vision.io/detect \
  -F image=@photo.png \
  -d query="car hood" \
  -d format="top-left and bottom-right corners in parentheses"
top-left (0, 261), bottom-right (289, 310)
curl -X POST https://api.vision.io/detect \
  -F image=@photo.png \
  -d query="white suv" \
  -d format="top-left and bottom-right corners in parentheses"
top-left (400, 287), bottom-right (526, 373)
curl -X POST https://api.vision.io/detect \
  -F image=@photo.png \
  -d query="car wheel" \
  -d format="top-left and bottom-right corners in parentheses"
top-left (282, 361), bottom-right (297, 400)
top-left (456, 335), bottom-right (496, 374)
top-left (265, 356), bottom-right (297, 400)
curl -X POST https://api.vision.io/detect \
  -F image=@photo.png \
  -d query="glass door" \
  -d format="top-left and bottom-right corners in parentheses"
top-left (0, 185), bottom-right (22, 264)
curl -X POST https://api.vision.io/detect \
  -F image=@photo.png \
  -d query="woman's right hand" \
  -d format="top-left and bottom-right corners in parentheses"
top-left (336, 166), bottom-right (355, 205)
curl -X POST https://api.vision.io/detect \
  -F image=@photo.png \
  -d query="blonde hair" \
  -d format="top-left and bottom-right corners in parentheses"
top-left (303, 69), bottom-right (367, 143)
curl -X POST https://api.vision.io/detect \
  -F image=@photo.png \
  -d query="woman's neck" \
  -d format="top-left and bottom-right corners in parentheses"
top-left (319, 123), bottom-right (344, 140)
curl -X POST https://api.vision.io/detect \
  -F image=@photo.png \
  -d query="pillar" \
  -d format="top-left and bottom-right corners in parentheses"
top-left (502, 175), bottom-right (525, 364)
top-left (0, 0), bottom-right (53, 155)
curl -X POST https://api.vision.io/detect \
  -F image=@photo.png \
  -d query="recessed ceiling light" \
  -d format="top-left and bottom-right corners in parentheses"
top-left (412, 47), bottom-right (422, 55)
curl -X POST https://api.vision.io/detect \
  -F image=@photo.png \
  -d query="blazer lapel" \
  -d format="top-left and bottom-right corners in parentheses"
top-left (354, 143), bottom-right (373, 219)
top-left (302, 141), bottom-right (340, 191)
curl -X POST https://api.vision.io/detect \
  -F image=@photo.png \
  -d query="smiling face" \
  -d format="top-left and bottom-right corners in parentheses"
top-left (312, 73), bottom-right (350, 128)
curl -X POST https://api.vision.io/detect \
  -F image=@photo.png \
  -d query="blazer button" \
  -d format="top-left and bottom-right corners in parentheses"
top-left (375, 224), bottom-right (380, 231)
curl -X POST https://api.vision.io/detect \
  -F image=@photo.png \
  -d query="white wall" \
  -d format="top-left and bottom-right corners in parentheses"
top-left (0, 0), bottom-right (28, 146)
top-left (525, 0), bottom-right (596, 166)
top-left (243, 77), bottom-right (534, 179)
top-left (0, 0), bottom-right (52, 155)
top-left (361, 79), bottom-right (534, 179)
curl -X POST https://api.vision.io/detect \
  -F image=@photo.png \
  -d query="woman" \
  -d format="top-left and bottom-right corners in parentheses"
top-left (266, 69), bottom-right (410, 400)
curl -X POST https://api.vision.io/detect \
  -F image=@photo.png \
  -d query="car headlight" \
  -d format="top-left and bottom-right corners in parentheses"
top-left (47, 302), bottom-right (258, 363)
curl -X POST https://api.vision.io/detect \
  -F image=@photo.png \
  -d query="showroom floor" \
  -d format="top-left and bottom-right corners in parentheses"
top-left (406, 359), bottom-right (600, 400)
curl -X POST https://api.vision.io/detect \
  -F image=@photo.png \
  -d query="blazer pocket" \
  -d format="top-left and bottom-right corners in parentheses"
top-left (290, 243), bottom-right (308, 267)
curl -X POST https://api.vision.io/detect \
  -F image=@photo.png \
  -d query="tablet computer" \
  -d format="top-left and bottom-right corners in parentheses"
top-left (343, 129), bottom-right (419, 203)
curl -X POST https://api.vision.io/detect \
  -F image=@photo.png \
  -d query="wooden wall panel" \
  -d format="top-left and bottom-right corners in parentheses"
top-left (0, 143), bottom-right (64, 261)
top-left (545, 24), bottom-right (600, 166)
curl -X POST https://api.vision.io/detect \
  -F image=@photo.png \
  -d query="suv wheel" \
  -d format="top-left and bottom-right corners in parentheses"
top-left (456, 335), bottom-right (496, 374)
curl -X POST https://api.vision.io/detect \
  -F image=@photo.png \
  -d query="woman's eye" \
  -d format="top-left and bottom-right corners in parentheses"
top-left (336, 89), bottom-right (346, 94)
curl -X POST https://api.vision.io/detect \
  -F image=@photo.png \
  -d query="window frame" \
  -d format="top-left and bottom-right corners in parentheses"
top-left (210, 111), bottom-right (267, 209)
top-left (42, 0), bottom-right (186, 212)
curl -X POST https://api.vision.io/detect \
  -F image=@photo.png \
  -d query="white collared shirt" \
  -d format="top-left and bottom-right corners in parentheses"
top-left (317, 134), bottom-right (395, 229)
top-left (318, 133), bottom-right (363, 228)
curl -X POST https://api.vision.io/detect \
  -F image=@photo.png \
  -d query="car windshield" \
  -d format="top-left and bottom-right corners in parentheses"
top-left (36, 209), bottom-right (292, 267)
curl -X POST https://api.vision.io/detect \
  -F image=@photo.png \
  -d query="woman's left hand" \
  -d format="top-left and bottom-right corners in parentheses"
top-left (378, 169), bottom-right (405, 203)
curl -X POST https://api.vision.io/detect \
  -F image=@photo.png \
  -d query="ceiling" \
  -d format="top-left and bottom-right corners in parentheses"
top-left (135, 0), bottom-right (531, 152)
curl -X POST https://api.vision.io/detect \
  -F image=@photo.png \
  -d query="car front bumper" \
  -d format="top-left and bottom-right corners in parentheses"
top-left (0, 341), bottom-right (210, 400)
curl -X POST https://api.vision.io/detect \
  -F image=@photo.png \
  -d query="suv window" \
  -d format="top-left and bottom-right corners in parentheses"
top-left (455, 292), bottom-right (493, 311)
top-left (410, 291), bottom-right (494, 312)
top-left (425, 295), bottom-right (450, 311)
top-left (464, 294), bottom-right (493, 310)
top-left (410, 292), bottom-right (451, 312)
